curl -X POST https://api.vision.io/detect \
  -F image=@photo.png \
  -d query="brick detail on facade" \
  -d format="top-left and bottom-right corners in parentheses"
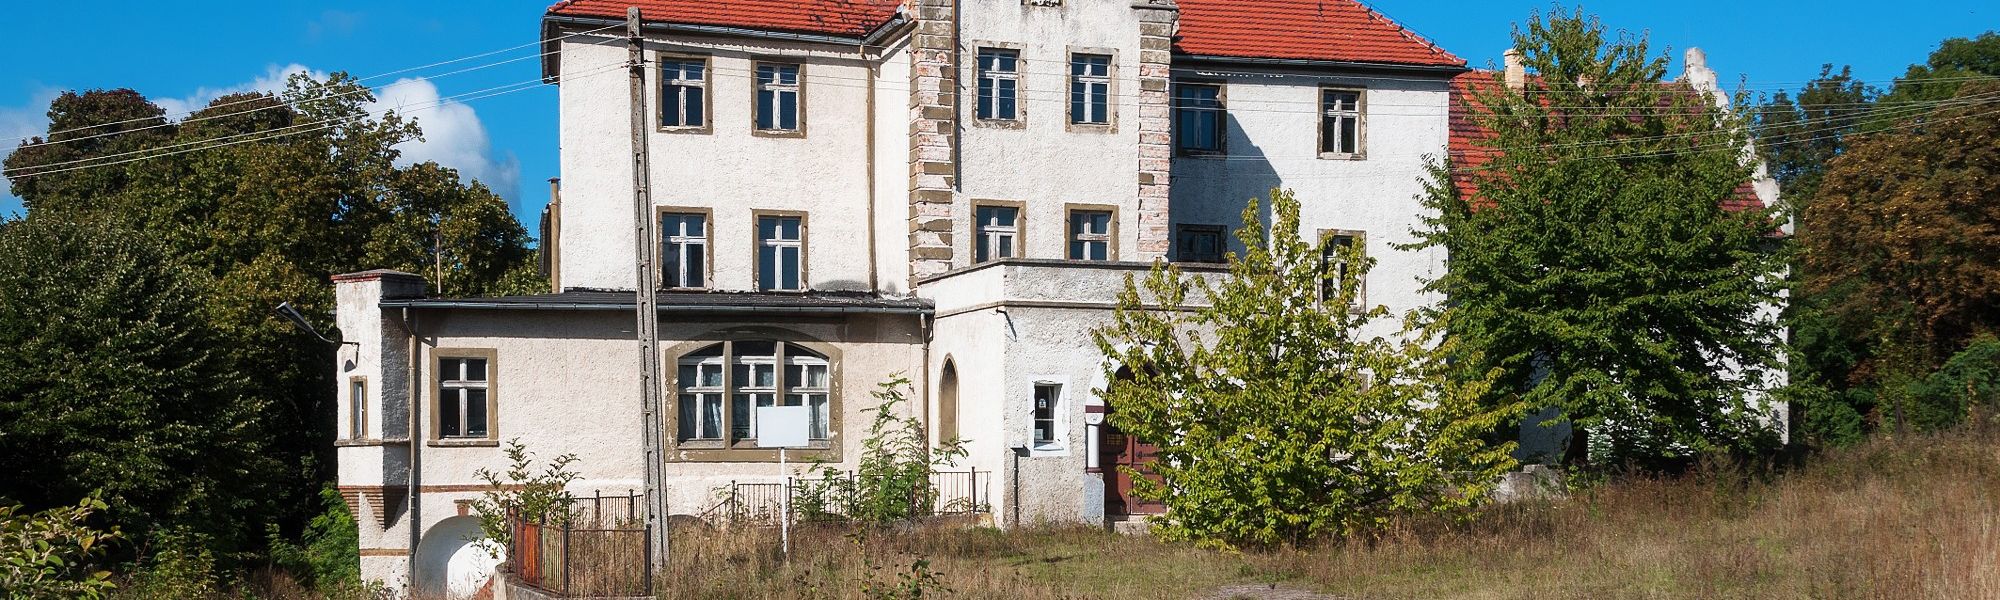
top-left (908, 0), bottom-right (958, 279)
top-left (1134, 0), bottom-right (1179, 260)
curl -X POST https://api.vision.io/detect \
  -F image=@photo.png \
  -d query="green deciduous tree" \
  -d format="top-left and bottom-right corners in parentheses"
top-left (1093, 190), bottom-right (1521, 550)
top-left (0, 73), bottom-right (538, 570)
top-left (0, 216), bottom-right (279, 559)
top-left (1414, 8), bottom-right (1787, 469)
top-left (1804, 81), bottom-right (2000, 433)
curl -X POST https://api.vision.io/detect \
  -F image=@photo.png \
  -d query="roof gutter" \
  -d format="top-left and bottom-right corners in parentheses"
top-left (380, 298), bottom-right (932, 316)
top-left (1174, 53), bottom-right (1471, 77)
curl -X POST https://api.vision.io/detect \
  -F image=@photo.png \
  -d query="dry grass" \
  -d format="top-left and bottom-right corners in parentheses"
top-left (661, 425), bottom-right (2000, 600)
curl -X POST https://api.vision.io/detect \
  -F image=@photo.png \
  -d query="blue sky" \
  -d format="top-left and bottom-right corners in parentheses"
top-left (1, 1), bottom-right (1992, 227)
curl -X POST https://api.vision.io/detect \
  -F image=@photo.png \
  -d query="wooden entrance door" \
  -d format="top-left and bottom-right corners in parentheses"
top-left (1100, 423), bottom-right (1166, 516)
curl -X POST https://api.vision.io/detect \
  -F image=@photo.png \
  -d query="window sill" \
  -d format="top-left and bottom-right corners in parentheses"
top-left (428, 439), bottom-right (500, 448)
top-left (1029, 443), bottom-right (1068, 458)
top-left (335, 438), bottom-right (411, 448)
top-left (1066, 122), bottom-right (1115, 134)
top-left (752, 129), bottom-right (806, 139)
top-left (973, 118), bottom-right (1027, 130)
top-left (1177, 150), bottom-right (1227, 159)
top-left (657, 126), bottom-right (712, 135)
top-left (1317, 152), bottom-right (1367, 161)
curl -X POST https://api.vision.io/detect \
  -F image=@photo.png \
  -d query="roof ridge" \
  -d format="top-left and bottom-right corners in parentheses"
top-left (1349, 0), bottom-right (1464, 66)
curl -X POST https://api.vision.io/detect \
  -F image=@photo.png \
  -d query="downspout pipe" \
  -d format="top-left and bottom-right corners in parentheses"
top-left (399, 307), bottom-right (421, 589)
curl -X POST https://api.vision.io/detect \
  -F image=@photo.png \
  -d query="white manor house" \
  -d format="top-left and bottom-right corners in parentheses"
top-left (329, 0), bottom-right (1777, 594)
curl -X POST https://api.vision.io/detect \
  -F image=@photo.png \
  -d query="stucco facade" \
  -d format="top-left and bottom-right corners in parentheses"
top-left (333, 1), bottom-right (1780, 595)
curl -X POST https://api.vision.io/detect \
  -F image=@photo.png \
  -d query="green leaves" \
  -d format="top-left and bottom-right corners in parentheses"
top-left (0, 494), bottom-right (122, 599)
top-left (797, 376), bottom-right (968, 525)
top-left (1093, 189), bottom-right (1522, 550)
top-left (1413, 8), bottom-right (1788, 470)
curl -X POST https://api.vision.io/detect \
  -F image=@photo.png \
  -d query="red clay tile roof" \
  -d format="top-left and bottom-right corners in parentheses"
top-left (548, 0), bottom-right (1463, 68)
top-left (1175, 0), bottom-right (1463, 67)
top-left (1448, 70), bottom-right (1771, 210)
top-left (545, 0), bottom-right (902, 38)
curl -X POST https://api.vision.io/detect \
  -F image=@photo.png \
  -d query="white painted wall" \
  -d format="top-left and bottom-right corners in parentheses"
top-left (1172, 69), bottom-right (1455, 339)
top-left (954, 0), bottom-right (1147, 266)
top-left (556, 32), bottom-right (881, 292)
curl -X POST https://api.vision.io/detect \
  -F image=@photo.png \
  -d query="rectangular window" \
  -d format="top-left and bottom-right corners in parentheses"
top-left (438, 357), bottom-right (490, 439)
top-left (757, 215), bottom-right (805, 291)
top-left (659, 57), bottom-right (707, 129)
top-left (976, 48), bottom-right (1020, 121)
top-left (755, 62), bottom-right (801, 133)
top-left (1033, 383), bottom-right (1061, 445)
top-left (1174, 83), bottom-right (1224, 154)
top-left (660, 212), bottom-right (708, 289)
top-left (785, 355), bottom-right (832, 440)
top-left (1070, 54), bottom-right (1111, 125)
top-left (1320, 232), bottom-right (1362, 306)
top-left (348, 378), bottom-right (367, 440)
top-left (1176, 225), bottom-right (1225, 263)
top-left (677, 349), bottom-right (725, 441)
top-left (1321, 89), bottom-right (1364, 156)
top-left (1068, 209), bottom-right (1112, 261)
top-left (974, 204), bottom-right (1020, 263)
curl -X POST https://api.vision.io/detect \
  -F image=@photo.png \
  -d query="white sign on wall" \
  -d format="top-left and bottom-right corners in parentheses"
top-left (756, 405), bottom-right (811, 449)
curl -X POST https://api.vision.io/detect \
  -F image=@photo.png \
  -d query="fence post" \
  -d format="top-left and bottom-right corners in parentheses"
top-left (729, 480), bottom-right (738, 526)
top-left (562, 520), bottom-right (572, 595)
top-left (970, 467), bottom-right (979, 514)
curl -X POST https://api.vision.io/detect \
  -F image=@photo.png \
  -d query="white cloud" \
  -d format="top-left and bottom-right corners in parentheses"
top-left (0, 66), bottom-right (520, 209)
top-left (368, 77), bottom-right (522, 204)
top-left (0, 87), bottom-right (63, 214)
top-left (153, 64), bottom-right (322, 118)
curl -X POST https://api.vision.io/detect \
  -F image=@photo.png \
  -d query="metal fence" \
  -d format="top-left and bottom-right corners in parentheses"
top-left (506, 494), bottom-right (654, 598)
top-left (714, 469), bottom-right (992, 526)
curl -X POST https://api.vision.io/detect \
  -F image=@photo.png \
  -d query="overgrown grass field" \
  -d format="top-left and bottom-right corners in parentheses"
top-left (662, 426), bottom-right (2000, 600)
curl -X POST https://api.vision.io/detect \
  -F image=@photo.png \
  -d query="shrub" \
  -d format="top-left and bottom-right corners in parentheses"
top-left (0, 495), bottom-right (119, 599)
top-left (469, 439), bottom-right (580, 554)
top-left (797, 376), bottom-right (968, 525)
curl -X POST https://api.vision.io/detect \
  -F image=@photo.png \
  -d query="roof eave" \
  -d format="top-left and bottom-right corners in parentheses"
top-left (1174, 53), bottom-right (1470, 76)
top-left (379, 297), bottom-right (932, 316)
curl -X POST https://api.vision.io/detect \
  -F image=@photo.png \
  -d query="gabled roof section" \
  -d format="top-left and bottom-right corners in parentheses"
top-left (1447, 70), bottom-right (1773, 210)
top-left (545, 0), bottom-right (902, 39)
top-left (1174, 0), bottom-right (1463, 68)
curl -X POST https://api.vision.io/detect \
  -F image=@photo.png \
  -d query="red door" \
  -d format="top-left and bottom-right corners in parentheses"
top-left (1101, 423), bottom-right (1167, 516)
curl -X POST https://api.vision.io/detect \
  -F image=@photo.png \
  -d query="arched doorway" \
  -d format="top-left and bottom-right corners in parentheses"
top-left (1100, 367), bottom-right (1166, 517)
top-left (938, 360), bottom-right (959, 443)
top-left (415, 515), bottom-right (504, 599)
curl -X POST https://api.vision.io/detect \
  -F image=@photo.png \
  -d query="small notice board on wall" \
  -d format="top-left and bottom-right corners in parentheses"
top-left (756, 406), bottom-right (810, 448)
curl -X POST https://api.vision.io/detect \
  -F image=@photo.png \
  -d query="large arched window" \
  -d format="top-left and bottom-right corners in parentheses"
top-left (675, 341), bottom-right (832, 449)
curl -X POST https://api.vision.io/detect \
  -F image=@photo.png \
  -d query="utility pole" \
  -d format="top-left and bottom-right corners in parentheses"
top-left (626, 7), bottom-right (669, 570)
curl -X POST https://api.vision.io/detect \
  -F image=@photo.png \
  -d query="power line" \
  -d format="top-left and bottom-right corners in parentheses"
top-left (5, 63), bottom-right (629, 179)
top-left (5, 23), bottom-right (623, 147)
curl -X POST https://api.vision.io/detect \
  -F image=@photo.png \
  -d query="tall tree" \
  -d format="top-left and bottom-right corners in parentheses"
top-left (1413, 8), bottom-right (1788, 469)
top-left (1804, 81), bottom-right (2000, 424)
top-left (1093, 190), bottom-right (1521, 549)
top-left (0, 216), bottom-right (279, 558)
top-left (0, 72), bottom-right (539, 565)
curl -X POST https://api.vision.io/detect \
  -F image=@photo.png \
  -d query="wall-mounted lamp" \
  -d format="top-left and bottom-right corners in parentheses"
top-left (274, 302), bottom-right (358, 348)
